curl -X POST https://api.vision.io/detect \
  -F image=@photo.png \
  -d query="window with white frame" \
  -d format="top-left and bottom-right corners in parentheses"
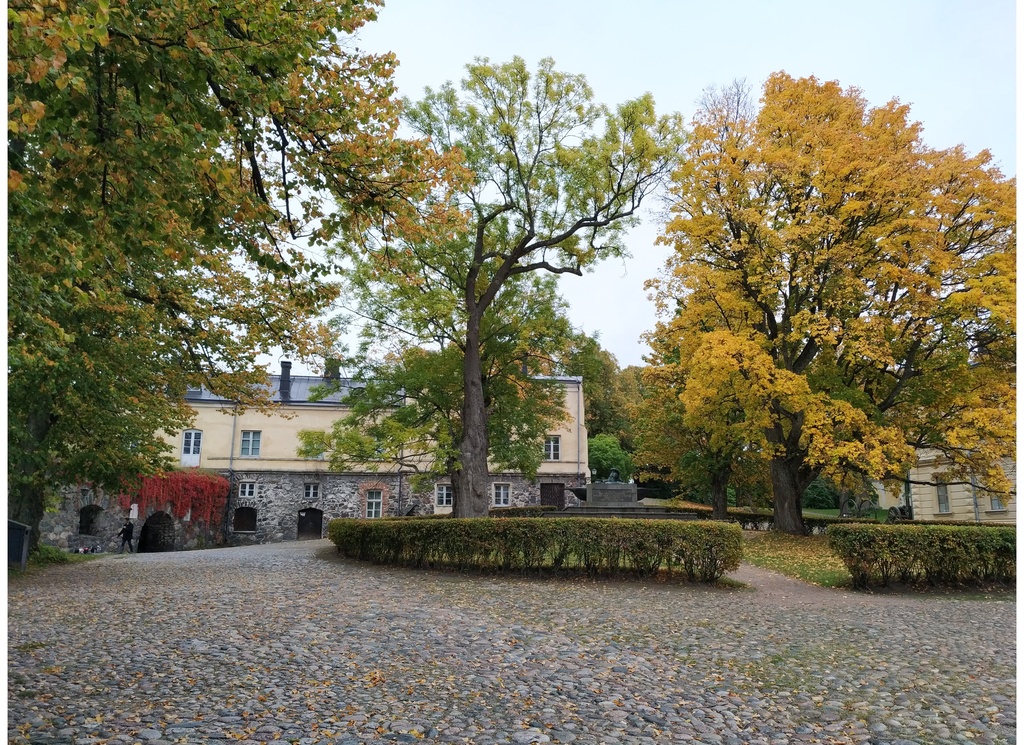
top-left (436, 484), bottom-right (453, 507)
top-left (181, 429), bottom-right (202, 466)
top-left (240, 430), bottom-right (261, 457)
top-left (935, 481), bottom-right (950, 513)
top-left (366, 489), bottom-right (383, 519)
top-left (544, 436), bottom-right (560, 461)
top-left (493, 483), bottom-right (510, 507)
top-left (182, 430), bottom-right (202, 455)
top-left (304, 483), bottom-right (320, 501)
top-left (238, 482), bottom-right (257, 500)
top-left (990, 495), bottom-right (1006, 511)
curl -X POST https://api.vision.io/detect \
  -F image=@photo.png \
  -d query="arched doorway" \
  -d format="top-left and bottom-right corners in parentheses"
top-left (78, 505), bottom-right (103, 537)
top-left (233, 506), bottom-right (257, 533)
top-left (137, 511), bottom-right (175, 552)
top-left (297, 508), bottom-right (323, 540)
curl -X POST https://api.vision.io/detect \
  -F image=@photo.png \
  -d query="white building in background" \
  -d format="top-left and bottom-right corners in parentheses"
top-left (169, 363), bottom-right (588, 542)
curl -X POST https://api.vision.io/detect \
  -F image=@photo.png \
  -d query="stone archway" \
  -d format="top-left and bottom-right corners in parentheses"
top-left (138, 511), bottom-right (175, 553)
top-left (78, 505), bottom-right (103, 537)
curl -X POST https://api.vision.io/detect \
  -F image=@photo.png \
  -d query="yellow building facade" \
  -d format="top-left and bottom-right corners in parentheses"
top-left (168, 363), bottom-right (589, 542)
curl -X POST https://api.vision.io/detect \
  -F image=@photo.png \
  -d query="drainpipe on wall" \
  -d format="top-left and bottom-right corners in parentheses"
top-left (576, 378), bottom-right (583, 487)
top-left (225, 402), bottom-right (239, 543)
top-left (970, 476), bottom-right (981, 523)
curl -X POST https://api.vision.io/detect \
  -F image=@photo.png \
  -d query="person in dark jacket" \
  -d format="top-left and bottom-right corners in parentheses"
top-left (117, 520), bottom-right (135, 553)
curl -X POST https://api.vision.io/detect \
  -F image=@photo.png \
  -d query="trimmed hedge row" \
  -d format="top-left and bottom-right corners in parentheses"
top-left (670, 504), bottom-right (875, 534)
top-left (328, 517), bottom-right (743, 582)
top-left (827, 523), bottom-right (1016, 589)
top-left (488, 505), bottom-right (559, 518)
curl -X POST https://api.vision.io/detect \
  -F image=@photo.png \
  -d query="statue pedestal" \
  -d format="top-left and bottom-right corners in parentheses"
top-left (587, 482), bottom-right (638, 506)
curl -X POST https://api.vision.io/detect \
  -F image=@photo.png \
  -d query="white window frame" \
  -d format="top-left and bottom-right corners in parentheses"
top-left (436, 484), bottom-right (453, 507)
top-left (238, 482), bottom-right (256, 500)
top-left (935, 481), bottom-right (950, 513)
top-left (493, 483), bottom-right (511, 507)
top-left (240, 430), bottom-right (261, 457)
top-left (544, 436), bottom-right (561, 461)
top-left (990, 495), bottom-right (1006, 511)
top-left (304, 483), bottom-right (320, 501)
top-left (182, 430), bottom-right (202, 455)
top-left (366, 489), bottom-right (383, 519)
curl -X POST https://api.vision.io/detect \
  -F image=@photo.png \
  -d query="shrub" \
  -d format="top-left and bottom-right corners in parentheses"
top-left (488, 505), bottom-right (559, 518)
top-left (328, 517), bottom-right (743, 582)
top-left (29, 544), bottom-right (72, 566)
top-left (827, 523), bottom-right (1016, 589)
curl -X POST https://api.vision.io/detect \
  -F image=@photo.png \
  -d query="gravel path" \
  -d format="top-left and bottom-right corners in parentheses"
top-left (8, 541), bottom-right (1015, 745)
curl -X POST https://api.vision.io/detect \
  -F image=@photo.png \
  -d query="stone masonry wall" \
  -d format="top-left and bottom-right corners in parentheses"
top-left (38, 487), bottom-right (220, 553)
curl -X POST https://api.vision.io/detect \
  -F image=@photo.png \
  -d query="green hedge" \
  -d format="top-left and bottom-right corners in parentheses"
top-left (328, 517), bottom-right (743, 582)
top-left (827, 523), bottom-right (1016, 589)
top-left (670, 504), bottom-right (875, 534)
top-left (488, 505), bottom-right (559, 518)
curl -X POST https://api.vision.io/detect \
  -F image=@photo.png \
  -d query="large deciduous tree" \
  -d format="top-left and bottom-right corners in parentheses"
top-left (338, 57), bottom-right (683, 516)
top-left (8, 0), bottom-right (444, 545)
top-left (655, 72), bottom-right (1015, 534)
top-left (298, 274), bottom-right (574, 495)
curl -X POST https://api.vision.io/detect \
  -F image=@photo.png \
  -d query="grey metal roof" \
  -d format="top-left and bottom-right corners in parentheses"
top-left (185, 376), bottom-right (363, 406)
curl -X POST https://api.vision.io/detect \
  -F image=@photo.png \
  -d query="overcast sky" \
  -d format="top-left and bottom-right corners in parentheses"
top-left (348, 0), bottom-right (1016, 370)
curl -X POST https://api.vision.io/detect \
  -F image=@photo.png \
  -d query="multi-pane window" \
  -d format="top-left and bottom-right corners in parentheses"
top-left (181, 429), bottom-right (202, 466)
top-left (240, 430), bottom-right (261, 457)
top-left (238, 482), bottom-right (257, 500)
top-left (182, 430), bottom-right (202, 455)
top-left (990, 495), bottom-right (1006, 511)
top-left (544, 436), bottom-right (561, 461)
top-left (935, 481), bottom-right (950, 513)
top-left (304, 483), bottom-right (320, 501)
top-left (436, 484), bottom-right (453, 507)
top-left (366, 489), bottom-right (383, 519)
top-left (493, 483), bottom-right (511, 507)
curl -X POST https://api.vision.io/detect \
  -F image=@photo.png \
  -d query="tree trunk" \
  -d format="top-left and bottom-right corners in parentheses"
top-left (770, 455), bottom-right (810, 534)
top-left (454, 317), bottom-right (490, 518)
top-left (8, 408), bottom-right (55, 553)
top-left (710, 465), bottom-right (731, 521)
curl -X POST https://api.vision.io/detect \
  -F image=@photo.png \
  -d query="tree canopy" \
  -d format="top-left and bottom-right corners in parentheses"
top-left (8, 0), bottom-right (443, 543)
top-left (652, 72), bottom-right (1015, 533)
top-left (330, 56), bottom-right (684, 516)
top-left (298, 273), bottom-right (574, 492)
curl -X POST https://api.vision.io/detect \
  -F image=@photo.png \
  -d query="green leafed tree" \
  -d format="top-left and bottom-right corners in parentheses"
top-left (587, 434), bottom-right (634, 482)
top-left (299, 274), bottom-right (575, 496)
top-left (341, 56), bottom-right (683, 516)
top-left (653, 72), bottom-right (1015, 534)
top-left (8, 0), bottom-right (446, 546)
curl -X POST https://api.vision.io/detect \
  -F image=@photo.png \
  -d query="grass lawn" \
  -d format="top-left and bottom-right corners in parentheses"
top-left (742, 531), bottom-right (852, 588)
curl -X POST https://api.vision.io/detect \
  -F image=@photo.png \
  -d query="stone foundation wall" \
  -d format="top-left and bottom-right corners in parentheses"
top-left (39, 470), bottom-right (588, 551)
top-left (38, 487), bottom-right (221, 553)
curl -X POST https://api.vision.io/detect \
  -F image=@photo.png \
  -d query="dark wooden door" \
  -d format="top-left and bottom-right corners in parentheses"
top-left (297, 508), bottom-right (323, 540)
top-left (539, 483), bottom-right (566, 509)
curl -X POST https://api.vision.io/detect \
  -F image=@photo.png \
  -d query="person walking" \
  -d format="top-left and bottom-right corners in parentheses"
top-left (117, 519), bottom-right (135, 553)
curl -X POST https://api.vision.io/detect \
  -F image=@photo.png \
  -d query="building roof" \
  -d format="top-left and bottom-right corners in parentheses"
top-left (185, 376), bottom-right (363, 406)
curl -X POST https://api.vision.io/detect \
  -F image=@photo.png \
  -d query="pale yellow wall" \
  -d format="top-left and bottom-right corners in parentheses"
top-left (163, 377), bottom-right (588, 478)
top-left (536, 378), bottom-right (588, 477)
top-left (908, 450), bottom-right (1016, 524)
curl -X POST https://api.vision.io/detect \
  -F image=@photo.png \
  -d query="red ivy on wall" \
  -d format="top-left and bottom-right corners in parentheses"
top-left (119, 470), bottom-right (230, 528)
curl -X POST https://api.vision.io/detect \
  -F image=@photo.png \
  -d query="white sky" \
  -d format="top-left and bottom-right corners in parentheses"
top-left (348, 0), bottom-right (1017, 370)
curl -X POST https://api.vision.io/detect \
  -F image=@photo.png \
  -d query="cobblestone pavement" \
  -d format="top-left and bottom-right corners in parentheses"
top-left (8, 541), bottom-right (1015, 745)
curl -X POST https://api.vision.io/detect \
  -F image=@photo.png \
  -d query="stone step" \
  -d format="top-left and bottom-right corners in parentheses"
top-left (544, 507), bottom-right (702, 520)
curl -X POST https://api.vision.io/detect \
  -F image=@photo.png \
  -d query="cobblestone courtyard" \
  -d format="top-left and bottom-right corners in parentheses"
top-left (7, 540), bottom-right (1016, 745)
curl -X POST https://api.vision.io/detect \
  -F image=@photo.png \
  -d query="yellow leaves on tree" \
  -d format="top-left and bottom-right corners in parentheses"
top-left (650, 73), bottom-right (1015, 533)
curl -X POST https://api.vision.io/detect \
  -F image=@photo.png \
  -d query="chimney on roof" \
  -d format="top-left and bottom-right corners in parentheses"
top-left (324, 358), bottom-right (341, 380)
top-left (280, 361), bottom-right (292, 401)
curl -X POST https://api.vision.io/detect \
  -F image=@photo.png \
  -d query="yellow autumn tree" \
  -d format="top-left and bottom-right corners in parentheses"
top-left (654, 73), bottom-right (1015, 534)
